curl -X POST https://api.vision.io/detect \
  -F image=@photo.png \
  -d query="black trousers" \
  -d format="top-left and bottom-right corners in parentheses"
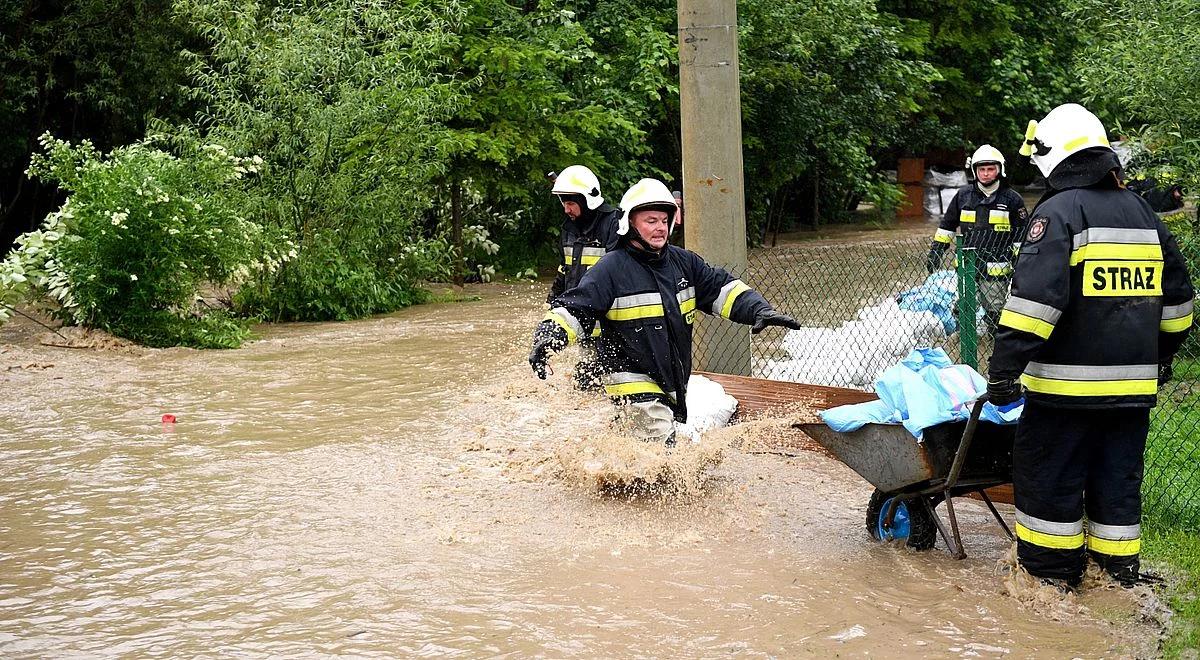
top-left (1012, 401), bottom-right (1149, 583)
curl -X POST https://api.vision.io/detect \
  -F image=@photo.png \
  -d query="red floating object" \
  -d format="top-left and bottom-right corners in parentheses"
top-left (161, 414), bottom-right (177, 424)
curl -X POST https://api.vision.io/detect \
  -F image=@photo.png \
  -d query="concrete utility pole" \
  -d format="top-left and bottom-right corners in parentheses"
top-left (678, 0), bottom-right (750, 375)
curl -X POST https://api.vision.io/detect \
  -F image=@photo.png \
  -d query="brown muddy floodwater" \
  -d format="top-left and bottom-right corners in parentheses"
top-left (0, 284), bottom-right (1162, 657)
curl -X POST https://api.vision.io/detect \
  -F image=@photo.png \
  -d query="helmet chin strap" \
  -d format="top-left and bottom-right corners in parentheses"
top-left (627, 231), bottom-right (664, 254)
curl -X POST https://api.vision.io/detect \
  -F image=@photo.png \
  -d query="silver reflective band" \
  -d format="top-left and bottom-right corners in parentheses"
top-left (581, 247), bottom-right (606, 257)
top-left (936, 228), bottom-right (955, 239)
top-left (1017, 510), bottom-right (1083, 536)
top-left (1163, 299), bottom-right (1195, 320)
top-left (549, 306), bottom-right (584, 339)
top-left (677, 286), bottom-right (696, 304)
top-left (1072, 227), bottom-right (1160, 249)
top-left (1025, 362), bottom-right (1158, 381)
top-left (604, 371), bottom-right (657, 385)
top-left (711, 279), bottom-right (746, 315)
top-left (991, 210), bottom-right (1010, 220)
top-left (1087, 521), bottom-right (1140, 540)
top-left (610, 292), bottom-right (663, 309)
top-left (1003, 296), bottom-right (1062, 324)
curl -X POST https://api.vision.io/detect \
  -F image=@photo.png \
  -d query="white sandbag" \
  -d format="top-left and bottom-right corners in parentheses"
top-left (762, 295), bottom-right (949, 391)
top-left (678, 374), bottom-right (738, 441)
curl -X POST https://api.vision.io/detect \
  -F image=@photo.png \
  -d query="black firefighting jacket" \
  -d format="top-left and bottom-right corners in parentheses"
top-left (989, 170), bottom-right (1195, 409)
top-left (928, 184), bottom-right (1029, 278)
top-left (544, 243), bottom-right (771, 422)
top-left (547, 203), bottom-right (622, 303)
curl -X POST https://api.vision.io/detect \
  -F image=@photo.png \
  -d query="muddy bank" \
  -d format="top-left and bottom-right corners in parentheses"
top-left (0, 283), bottom-right (1164, 656)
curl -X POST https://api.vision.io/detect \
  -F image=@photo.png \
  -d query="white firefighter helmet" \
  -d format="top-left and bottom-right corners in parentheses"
top-left (967, 144), bottom-right (1006, 179)
top-left (1019, 103), bottom-right (1112, 178)
top-left (551, 165), bottom-right (604, 210)
top-left (617, 178), bottom-right (677, 236)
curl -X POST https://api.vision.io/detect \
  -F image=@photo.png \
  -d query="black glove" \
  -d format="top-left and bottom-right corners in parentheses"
top-left (986, 377), bottom-right (1022, 407)
top-left (751, 309), bottom-right (803, 335)
top-left (926, 246), bottom-right (944, 275)
top-left (529, 322), bottom-right (567, 380)
top-left (1159, 361), bottom-right (1174, 386)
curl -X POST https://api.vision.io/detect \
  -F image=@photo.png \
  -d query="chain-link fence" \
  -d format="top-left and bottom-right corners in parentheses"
top-left (695, 230), bottom-right (1200, 531)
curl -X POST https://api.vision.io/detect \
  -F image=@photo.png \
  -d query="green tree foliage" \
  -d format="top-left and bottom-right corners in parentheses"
top-left (1073, 0), bottom-right (1200, 192)
top-left (0, 0), bottom-right (194, 241)
top-left (175, 0), bottom-right (462, 320)
top-left (878, 0), bottom-right (1084, 160)
top-left (423, 0), bottom-right (653, 279)
top-left (1, 135), bottom-right (281, 347)
top-left (738, 0), bottom-right (936, 233)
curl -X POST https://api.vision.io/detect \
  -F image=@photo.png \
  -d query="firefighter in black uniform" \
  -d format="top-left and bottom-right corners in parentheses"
top-left (987, 103), bottom-right (1195, 587)
top-left (926, 144), bottom-right (1029, 329)
top-left (547, 165), bottom-right (622, 390)
top-left (528, 178), bottom-right (802, 445)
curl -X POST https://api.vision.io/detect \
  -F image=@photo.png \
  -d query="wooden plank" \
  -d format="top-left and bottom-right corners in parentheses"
top-left (696, 371), bottom-right (877, 418)
top-left (695, 372), bottom-right (1017, 506)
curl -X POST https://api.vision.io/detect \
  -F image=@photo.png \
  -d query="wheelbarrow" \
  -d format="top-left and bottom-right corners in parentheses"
top-left (798, 397), bottom-right (1015, 559)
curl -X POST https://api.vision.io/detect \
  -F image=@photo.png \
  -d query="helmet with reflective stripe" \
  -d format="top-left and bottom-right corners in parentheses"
top-left (967, 144), bottom-right (1006, 178)
top-left (551, 165), bottom-right (604, 210)
top-left (1019, 103), bottom-right (1112, 179)
top-left (617, 178), bottom-right (677, 236)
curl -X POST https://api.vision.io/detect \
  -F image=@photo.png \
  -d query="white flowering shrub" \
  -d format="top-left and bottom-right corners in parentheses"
top-left (0, 134), bottom-right (289, 347)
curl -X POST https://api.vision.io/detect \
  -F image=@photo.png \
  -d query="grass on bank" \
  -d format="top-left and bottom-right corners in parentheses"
top-left (1144, 528), bottom-right (1200, 657)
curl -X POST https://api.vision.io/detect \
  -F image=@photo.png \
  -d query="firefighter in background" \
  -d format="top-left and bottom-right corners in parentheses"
top-left (528, 178), bottom-right (801, 445)
top-left (547, 165), bottom-right (622, 390)
top-left (987, 103), bottom-right (1195, 587)
top-left (926, 145), bottom-right (1030, 329)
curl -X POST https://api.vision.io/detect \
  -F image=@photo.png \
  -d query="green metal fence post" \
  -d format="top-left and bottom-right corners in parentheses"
top-left (957, 237), bottom-right (978, 370)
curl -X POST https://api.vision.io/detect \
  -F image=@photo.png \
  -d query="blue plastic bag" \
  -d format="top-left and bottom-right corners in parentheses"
top-left (819, 348), bottom-right (1022, 438)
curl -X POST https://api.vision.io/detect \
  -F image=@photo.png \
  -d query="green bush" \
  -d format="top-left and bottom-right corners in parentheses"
top-left (0, 134), bottom-right (284, 347)
top-left (233, 237), bottom-right (447, 322)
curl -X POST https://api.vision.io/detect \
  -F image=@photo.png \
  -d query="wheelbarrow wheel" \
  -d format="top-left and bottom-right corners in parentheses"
top-left (866, 489), bottom-right (937, 551)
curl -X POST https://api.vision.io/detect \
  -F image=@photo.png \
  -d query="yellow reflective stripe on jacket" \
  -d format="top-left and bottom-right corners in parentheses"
top-left (563, 247), bottom-right (606, 267)
top-left (545, 307), bottom-right (583, 344)
top-left (1070, 244), bottom-right (1163, 265)
top-left (988, 209), bottom-right (1010, 223)
top-left (607, 292), bottom-right (665, 322)
top-left (603, 372), bottom-right (666, 397)
top-left (999, 310), bottom-right (1055, 339)
top-left (933, 228), bottom-right (955, 244)
top-left (1161, 299), bottom-right (1195, 333)
top-left (1000, 296), bottom-right (1061, 339)
top-left (580, 247), bottom-right (605, 266)
top-left (1069, 227), bottom-right (1162, 265)
top-left (1015, 523), bottom-right (1085, 550)
top-left (960, 210), bottom-right (977, 223)
top-left (607, 305), bottom-right (664, 321)
top-left (678, 286), bottom-right (697, 315)
top-left (1021, 362), bottom-right (1158, 397)
top-left (985, 261), bottom-right (1012, 276)
top-left (713, 280), bottom-right (750, 319)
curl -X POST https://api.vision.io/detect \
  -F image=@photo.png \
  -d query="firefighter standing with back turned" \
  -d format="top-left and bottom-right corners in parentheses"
top-left (546, 165), bottom-right (622, 390)
top-left (987, 103), bottom-right (1195, 588)
top-left (528, 178), bottom-right (802, 446)
top-left (926, 145), bottom-right (1029, 329)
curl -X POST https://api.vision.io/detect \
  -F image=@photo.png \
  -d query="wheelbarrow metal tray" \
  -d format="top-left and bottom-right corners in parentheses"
top-left (799, 419), bottom-right (1014, 494)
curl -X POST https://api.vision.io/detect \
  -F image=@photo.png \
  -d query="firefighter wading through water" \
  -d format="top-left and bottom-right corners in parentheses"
top-left (528, 178), bottom-right (802, 446)
top-left (926, 144), bottom-right (1029, 328)
top-left (987, 103), bottom-right (1195, 588)
top-left (547, 165), bottom-right (622, 390)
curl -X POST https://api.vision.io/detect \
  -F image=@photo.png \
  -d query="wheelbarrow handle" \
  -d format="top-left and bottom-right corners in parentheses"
top-left (945, 396), bottom-right (988, 488)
